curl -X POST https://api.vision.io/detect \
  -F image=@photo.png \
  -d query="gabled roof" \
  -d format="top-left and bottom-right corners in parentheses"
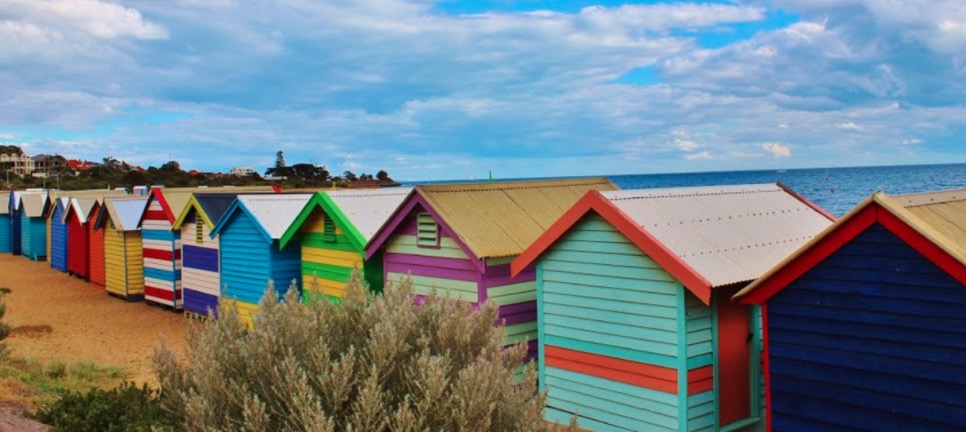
top-left (64, 197), bottom-right (99, 223)
top-left (142, 185), bottom-right (279, 225)
top-left (172, 193), bottom-right (251, 230)
top-left (279, 187), bottom-right (413, 250)
top-left (734, 188), bottom-right (966, 305)
top-left (0, 191), bottom-right (9, 215)
top-left (366, 178), bottom-right (618, 264)
top-left (512, 183), bottom-right (835, 305)
top-left (96, 197), bottom-right (149, 232)
top-left (211, 194), bottom-right (313, 243)
top-left (19, 193), bottom-right (49, 218)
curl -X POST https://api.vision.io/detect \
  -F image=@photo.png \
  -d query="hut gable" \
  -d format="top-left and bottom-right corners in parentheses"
top-left (733, 189), bottom-right (966, 431)
top-left (98, 198), bottom-right (149, 232)
top-left (280, 188), bottom-right (412, 250)
top-left (212, 194), bottom-right (312, 243)
top-left (514, 183), bottom-right (834, 305)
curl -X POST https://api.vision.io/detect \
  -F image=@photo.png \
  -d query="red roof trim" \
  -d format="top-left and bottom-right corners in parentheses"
top-left (511, 191), bottom-right (715, 305)
top-left (738, 201), bottom-right (966, 305)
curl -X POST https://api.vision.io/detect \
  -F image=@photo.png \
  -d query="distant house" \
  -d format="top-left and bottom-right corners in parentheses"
top-left (734, 188), bottom-right (966, 431)
top-left (230, 167), bottom-right (256, 177)
top-left (0, 153), bottom-right (34, 176)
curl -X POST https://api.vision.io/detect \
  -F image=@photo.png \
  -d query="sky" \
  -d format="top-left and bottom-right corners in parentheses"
top-left (0, 0), bottom-right (964, 181)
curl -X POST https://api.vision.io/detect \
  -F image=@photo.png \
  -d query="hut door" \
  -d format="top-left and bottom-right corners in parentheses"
top-left (716, 288), bottom-right (752, 427)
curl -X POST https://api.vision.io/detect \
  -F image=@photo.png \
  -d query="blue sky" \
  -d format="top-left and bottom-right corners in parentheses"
top-left (0, 0), bottom-right (963, 181)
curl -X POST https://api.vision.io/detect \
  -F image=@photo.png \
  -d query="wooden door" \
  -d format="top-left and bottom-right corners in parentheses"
top-left (717, 288), bottom-right (752, 426)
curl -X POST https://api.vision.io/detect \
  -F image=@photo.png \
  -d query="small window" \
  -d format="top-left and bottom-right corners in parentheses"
top-left (416, 213), bottom-right (439, 248)
top-left (195, 217), bottom-right (204, 244)
top-left (323, 214), bottom-right (336, 243)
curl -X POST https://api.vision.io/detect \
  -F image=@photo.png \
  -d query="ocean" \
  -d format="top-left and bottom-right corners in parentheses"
top-left (407, 163), bottom-right (966, 217)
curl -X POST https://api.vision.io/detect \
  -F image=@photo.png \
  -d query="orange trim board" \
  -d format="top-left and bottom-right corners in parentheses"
top-left (511, 191), bottom-right (714, 304)
top-left (545, 346), bottom-right (713, 395)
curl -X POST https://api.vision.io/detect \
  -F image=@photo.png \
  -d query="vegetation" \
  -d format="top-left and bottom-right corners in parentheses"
top-left (0, 292), bottom-right (9, 361)
top-left (154, 274), bottom-right (559, 432)
top-left (32, 381), bottom-right (176, 432)
top-left (0, 358), bottom-right (126, 409)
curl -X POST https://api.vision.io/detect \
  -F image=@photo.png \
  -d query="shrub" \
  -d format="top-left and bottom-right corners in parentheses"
top-left (155, 273), bottom-right (559, 431)
top-left (32, 381), bottom-right (177, 432)
top-left (0, 291), bottom-right (10, 361)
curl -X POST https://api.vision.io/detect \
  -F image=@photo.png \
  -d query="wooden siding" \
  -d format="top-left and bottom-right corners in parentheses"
top-left (0, 215), bottom-right (9, 253)
top-left (142, 198), bottom-right (182, 308)
top-left (11, 204), bottom-right (21, 255)
top-left (539, 214), bottom-right (685, 430)
top-left (67, 212), bottom-right (89, 278)
top-left (89, 206), bottom-right (106, 287)
top-left (49, 203), bottom-right (68, 271)
top-left (104, 226), bottom-right (144, 298)
top-left (220, 212), bottom-right (300, 324)
top-left (21, 213), bottom-right (46, 260)
top-left (687, 391), bottom-right (715, 432)
top-left (383, 212), bottom-right (475, 300)
top-left (299, 211), bottom-right (367, 302)
top-left (766, 224), bottom-right (966, 431)
top-left (181, 213), bottom-right (221, 316)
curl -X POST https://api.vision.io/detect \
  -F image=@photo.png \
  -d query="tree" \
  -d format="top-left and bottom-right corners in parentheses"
top-left (376, 170), bottom-right (389, 181)
top-left (154, 274), bottom-right (559, 432)
top-left (265, 150), bottom-right (292, 178)
top-left (343, 171), bottom-right (358, 182)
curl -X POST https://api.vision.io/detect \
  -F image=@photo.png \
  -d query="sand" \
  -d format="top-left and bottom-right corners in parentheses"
top-left (0, 254), bottom-right (188, 384)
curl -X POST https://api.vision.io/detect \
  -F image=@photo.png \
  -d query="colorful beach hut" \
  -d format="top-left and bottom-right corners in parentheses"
top-left (64, 197), bottom-right (96, 279)
top-left (279, 188), bottom-right (412, 302)
top-left (48, 197), bottom-right (70, 272)
top-left (211, 194), bottom-right (312, 325)
top-left (171, 193), bottom-right (247, 317)
top-left (511, 183), bottom-right (834, 432)
top-left (96, 197), bottom-right (148, 300)
top-left (88, 202), bottom-right (107, 288)
top-left (733, 188), bottom-right (966, 431)
top-left (19, 192), bottom-right (49, 261)
top-left (365, 178), bottom-right (617, 362)
top-left (0, 191), bottom-right (10, 253)
top-left (139, 186), bottom-right (277, 309)
top-left (8, 191), bottom-right (20, 255)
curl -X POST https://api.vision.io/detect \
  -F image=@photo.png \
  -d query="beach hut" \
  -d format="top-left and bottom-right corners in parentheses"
top-left (210, 194), bottom-right (312, 325)
top-left (0, 191), bottom-right (10, 253)
top-left (8, 191), bottom-right (20, 255)
top-left (96, 197), bottom-right (148, 300)
top-left (19, 192), bottom-right (49, 261)
top-left (139, 186), bottom-right (277, 309)
top-left (88, 202), bottom-right (107, 287)
top-left (279, 188), bottom-right (412, 302)
top-left (365, 178), bottom-right (617, 362)
top-left (64, 197), bottom-right (97, 279)
top-left (510, 183), bottom-right (834, 432)
top-left (48, 197), bottom-right (70, 272)
top-left (171, 193), bottom-right (246, 317)
top-left (733, 188), bottom-right (966, 431)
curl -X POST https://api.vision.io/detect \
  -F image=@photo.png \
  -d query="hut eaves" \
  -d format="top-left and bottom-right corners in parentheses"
top-left (100, 197), bottom-right (149, 232)
top-left (212, 194), bottom-right (313, 242)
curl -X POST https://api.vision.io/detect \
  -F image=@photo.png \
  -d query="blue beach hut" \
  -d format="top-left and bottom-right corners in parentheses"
top-left (734, 188), bottom-right (966, 431)
top-left (210, 194), bottom-right (311, 326)
top-left (48, 197), bottom-right (70, 272)
top-left (0, 191), bottom-right (10, 253)
top-left (19, 193), bottom-right (49, 261)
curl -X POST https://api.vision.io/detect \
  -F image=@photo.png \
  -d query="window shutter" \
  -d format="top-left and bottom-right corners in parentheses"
top-left (195, 217), bottom-right (204, 244)
top-left (416, 213), bottom-right (439, 247)
top-left (323, 214), bottom-right (336, 242)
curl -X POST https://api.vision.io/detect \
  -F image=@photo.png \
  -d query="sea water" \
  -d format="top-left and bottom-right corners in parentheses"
top-left (407, 163), bottom-right (966, 217)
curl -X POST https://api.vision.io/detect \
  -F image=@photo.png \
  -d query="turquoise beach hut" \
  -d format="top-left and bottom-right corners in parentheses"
top-left (511, 184), bottom-right (834, 432)
top-left (19, 192), bottom-right (49, 261)
top-left (0, 191), bottom-right (10, 253)
top-left (210, 194), bottom-right (312, 325)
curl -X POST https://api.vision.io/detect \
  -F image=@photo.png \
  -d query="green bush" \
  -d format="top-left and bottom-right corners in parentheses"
top-left (155, 273), bottom-right (562, 432)
top-left (33, 381), bottom-right (178, 432)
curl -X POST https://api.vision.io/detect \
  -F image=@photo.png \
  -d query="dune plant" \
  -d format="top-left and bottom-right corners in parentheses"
top-left (155, 273), bottom-right (559, 432)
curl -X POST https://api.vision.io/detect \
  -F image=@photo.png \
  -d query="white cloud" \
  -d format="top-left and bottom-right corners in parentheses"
top-left (837, 121), bottom-right (863, 131)
top-left (686, 151), bottom-right (713, 160)
top-left (675, 139), bottom-right (700, 152)
top-left (900, 138), bottom-right (923, 145)
top-left (1, 0), bottom-right (167, 40)
top-left (762, 143), bottom-right (792, 157)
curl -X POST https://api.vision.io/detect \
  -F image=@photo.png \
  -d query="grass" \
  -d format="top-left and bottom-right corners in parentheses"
top-left (0, 355), bottom-right (128, 409)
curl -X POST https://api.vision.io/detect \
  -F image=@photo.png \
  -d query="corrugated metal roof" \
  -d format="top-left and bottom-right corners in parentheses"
top-left (602, 183), bottom-right (833, 288)
top-left (326, 188), bottom-right (412, 243)
top-left (104, 197), bottom-right (149, 231)
top-left (0, 191), bottom-right (9, 215)
top-left (154, 186), bottom-right (276, 221)
top-left (237, 194), bottom-right (313, 240)
top-left (67, 197), bottom-right (100, 222)
top-left (893, 188), bottom-right (966, 256)
top-left (20, 193), bottom-right (49, 218)
top-left (418, 178), bottom-right (617, 259)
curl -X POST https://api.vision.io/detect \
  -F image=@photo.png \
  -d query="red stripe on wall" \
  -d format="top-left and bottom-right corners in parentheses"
top-left (143, 210), bottom-right (168, 221)
top-left (143, 248), bottom-right (180, 261)
top-left (145, 286), bottom-right (174, 301)
top-left (687, 365), bottom-right (714, 395)
top-left (544, 346), bottom-right (678, 394)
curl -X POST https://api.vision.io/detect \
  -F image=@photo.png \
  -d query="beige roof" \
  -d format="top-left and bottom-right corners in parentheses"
top-left (418, 178), bottom-right (617, 259)
top-left (152, 186), bottom-right (276, 220)
top-left (326, 188), bottom-right (412, 242)
top-left (103, 197), bottom-right (150, 232)
top-left (891, 188), bottom-right (966, 259)
top-left (20, 193), bottom-right (49, 218)
top-left (0, 191), bottom-right (9, 215)
top-left (236, 194), bottom-right (313, 240)
top-left (602, 183), bottom-right (834, 288)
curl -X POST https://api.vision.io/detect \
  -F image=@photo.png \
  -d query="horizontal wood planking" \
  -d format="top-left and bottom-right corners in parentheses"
top-left (49, 204), bottom-right (68, 271)
top-left (387, 272), bottom-right (478, 302)
top-left (181, 267), bottom-right (220, 296)
top-left (546, 346), bottom-right (678, 393)
top-left (386, 234), bottom-right (468, 260)
top-left (768, 224), bottom-right (966, 431)
top-left (223, 299), bottom-right (258, 328)
top-left (0, 215), bottom-right (9, 252)
top-left (89, 206), bottom-right (106, 286)
top-left (685, 292), bottom-right (714, 366)
top-left (687, 391), bottom-right (715, 432)
top-left (104, 229), bottom-right (143, 297)
top-left (545, 367), bottom-right (679, 431)
top-left (21, 214), bottom-right (47, 260)
top-left (182, 245), bottom-right (218, 273)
